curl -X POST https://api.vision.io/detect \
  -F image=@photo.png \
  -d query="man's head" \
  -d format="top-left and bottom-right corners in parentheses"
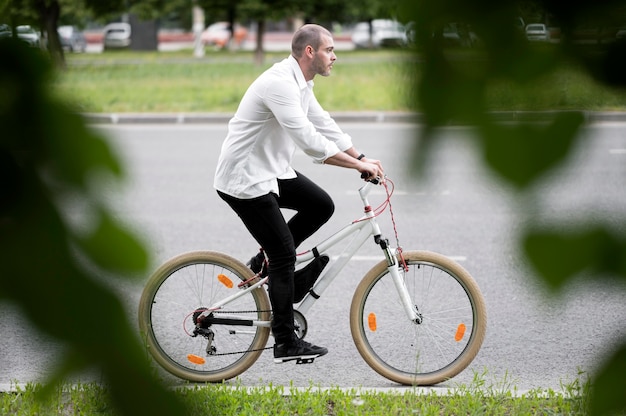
top-left (291, 24), bottom-right (337, 81)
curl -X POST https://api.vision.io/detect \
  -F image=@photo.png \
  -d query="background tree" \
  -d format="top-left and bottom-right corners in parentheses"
top-left (0, 0), bottom-right (174, 67)
top-left (401, 0), bottom-right (626, 414)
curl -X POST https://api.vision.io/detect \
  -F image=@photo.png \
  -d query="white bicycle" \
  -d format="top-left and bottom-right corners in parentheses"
top-left (138, 177), bottom-right (487, 385)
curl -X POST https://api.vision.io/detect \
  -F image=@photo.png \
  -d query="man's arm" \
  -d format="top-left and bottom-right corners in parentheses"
top-left (323, 149), bottom-right (384, 181)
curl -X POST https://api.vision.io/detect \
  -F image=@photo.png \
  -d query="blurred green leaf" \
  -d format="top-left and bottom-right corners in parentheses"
top-left (45, 107), bottom-right (124, 188)
top-left (480, 111), bottom-right (584, 188)
top-left (589, 341), bottom-right (626, 416)
top-left (417, 54), bottom-right (486, 126)
top-left (1, 38), bottom-right (187, 415)
top-left (75, 208), bottom-right (150, 274)
top-left (524, 225), bottom-right (626, 289)
top-left (402, 0), bottom-right (626, 413)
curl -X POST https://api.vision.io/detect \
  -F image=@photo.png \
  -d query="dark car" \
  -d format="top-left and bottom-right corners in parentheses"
top-left (58, 25), bottom-right (87, 52)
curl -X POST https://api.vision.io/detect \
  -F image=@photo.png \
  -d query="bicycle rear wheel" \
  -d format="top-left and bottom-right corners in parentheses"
top-left (138, 251), bottom-right (271, 382)
top-left (350, 250), bottom-right (487, 385)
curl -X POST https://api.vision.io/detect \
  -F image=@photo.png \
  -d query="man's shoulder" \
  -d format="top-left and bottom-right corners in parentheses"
top-left (263, 58), bottom-right (294, 77)
top-left (256, 60), bottom-right (298, 88)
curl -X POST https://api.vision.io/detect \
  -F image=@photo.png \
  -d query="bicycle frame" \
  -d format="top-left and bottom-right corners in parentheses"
top-left (201, 180), bottom-right (421, 327)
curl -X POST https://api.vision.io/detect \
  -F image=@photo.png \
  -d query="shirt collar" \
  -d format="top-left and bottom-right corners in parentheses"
top-left (288, 55), bottom-right (314, 90)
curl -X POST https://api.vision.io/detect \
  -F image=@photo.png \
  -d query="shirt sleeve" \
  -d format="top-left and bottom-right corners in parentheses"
top-left (263, 79), bottom-right (341, 164)
top-left (307, 93), bottom-right (353, 152)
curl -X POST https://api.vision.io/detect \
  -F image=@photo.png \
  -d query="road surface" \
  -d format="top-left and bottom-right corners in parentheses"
top-left (1, 121), bottom-right (625, 392)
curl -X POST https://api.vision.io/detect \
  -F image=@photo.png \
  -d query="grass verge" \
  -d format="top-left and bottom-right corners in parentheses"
top-left (52, 48), bottom-right (626, 114)
top-left (1, 371), bottom-right (592, 415)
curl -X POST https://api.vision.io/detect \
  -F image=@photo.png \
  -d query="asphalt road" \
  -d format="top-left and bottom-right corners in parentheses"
top-left (1, 121), bottom-right (625, 392)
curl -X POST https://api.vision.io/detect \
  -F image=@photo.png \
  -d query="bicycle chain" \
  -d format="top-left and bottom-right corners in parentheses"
top-left (207, 309), bottom-right (272, 314)
top-left (196, 309), bottom-right (274, 356)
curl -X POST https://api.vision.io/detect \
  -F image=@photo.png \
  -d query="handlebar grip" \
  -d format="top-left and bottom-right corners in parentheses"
top-left (360, 172), bottom-right (380, 185)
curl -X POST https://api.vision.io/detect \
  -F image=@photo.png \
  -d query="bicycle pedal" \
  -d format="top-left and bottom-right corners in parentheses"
top-left (296, 357), bottom-right (315, 364)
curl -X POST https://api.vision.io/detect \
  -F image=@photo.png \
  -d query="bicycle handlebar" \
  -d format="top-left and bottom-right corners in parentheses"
top-left (360, 172), bottom-right (381, 185)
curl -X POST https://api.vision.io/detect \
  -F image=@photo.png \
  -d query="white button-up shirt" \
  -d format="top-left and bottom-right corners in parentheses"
top-left (214, 55), bottom-right (353, 199)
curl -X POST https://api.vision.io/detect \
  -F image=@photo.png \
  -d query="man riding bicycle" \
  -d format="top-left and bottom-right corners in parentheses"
top-left (214, 24), bottom-right (384, 364)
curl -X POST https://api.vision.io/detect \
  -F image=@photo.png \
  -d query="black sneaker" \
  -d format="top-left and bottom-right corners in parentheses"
top-left (246, 251), bottom-right (268, 278)
top-left (273, 339), bottom-right (328, 364)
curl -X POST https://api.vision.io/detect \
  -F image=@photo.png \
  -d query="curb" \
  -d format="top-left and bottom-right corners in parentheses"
top-left (84, 111), bottom-right (626, 125)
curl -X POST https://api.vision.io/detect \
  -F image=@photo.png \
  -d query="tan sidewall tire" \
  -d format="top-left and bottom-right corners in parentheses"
top-left (349, 250), bottom-right (487, 385)
top-left (138, 251), bottom-right (271, 382)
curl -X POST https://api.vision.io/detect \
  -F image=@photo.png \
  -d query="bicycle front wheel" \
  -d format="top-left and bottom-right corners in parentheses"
top-left (350, 250), bottom-right (487, 385)
top-left (138, 251), bottom-right (271, 382)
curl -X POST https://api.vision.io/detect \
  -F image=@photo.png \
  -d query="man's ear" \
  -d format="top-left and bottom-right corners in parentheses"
top-left (305, 45), bottom-right (314, 57)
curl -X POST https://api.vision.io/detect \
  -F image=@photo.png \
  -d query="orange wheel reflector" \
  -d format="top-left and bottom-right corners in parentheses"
top-left (218, 274), bottom-right (233, 288)
top-left (368, 313), bottom-right (377, 332)
top-left (455, 323), bottom-right (466, 342)
top-left (187, 354), bottom-right (206, 365)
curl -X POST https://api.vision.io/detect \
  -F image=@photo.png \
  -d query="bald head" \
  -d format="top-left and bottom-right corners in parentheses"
top-left (291, 24), bottom-right (333, 59)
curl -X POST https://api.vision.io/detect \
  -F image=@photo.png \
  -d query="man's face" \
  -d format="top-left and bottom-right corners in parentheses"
top-left (312, 34), bottom-right (337, 77)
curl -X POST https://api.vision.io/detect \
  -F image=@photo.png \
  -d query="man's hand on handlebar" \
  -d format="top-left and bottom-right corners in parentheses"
top-left (359, 158), bottom-right (384, 183)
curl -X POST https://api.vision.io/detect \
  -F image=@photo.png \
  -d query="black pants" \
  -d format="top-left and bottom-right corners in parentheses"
top-left (217, 171), bottom-right (334, 344)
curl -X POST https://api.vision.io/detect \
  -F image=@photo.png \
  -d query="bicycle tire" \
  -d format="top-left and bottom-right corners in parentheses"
top-left (350, 250), bottom-right (487, 385)
top-left (138, 251), bottom-right (271, 382)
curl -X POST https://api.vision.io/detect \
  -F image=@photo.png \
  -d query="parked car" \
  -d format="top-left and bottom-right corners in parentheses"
top-left (525, 23), bottom-right (550, 41)
top-left (58, 25), bottom-right (87, 52)
top-left (16, 25), bottom-right (40, 47)
top-left (201, 22), bottom-right (247, 49)
top-left (351, 19), bottom-right (407, 48)
top-left (0, 23), bottom-right (11, 39)
top-left (103, 22), bottom-right (131, 50)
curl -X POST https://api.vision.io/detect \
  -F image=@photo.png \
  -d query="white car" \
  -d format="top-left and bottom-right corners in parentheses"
top-left (103, 23), bottom-right (131, 50)
top-left (16, 25), bottom-right (40, 47)
top-left (351, 20), bottom-right (407, 48)
top-left (525, 23), bottom-right (550, 42)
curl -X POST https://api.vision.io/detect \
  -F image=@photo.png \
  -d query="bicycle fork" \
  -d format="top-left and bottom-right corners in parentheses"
top-left (378, 238), bottom-right (423, 325)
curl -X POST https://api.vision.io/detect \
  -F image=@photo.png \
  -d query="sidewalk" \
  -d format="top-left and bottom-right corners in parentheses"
top-left (83, 110), bottom-right (626, 125)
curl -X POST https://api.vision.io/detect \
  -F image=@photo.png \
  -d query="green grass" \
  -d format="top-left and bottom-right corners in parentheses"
top-left (52, 48), bottom-right (626, 114)
top-left (1, 372), bottom-right (593, 415)
top-left (484, 65), bottom-right (626, 111)
top-left (52, 50), bottom-right (411, 113)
